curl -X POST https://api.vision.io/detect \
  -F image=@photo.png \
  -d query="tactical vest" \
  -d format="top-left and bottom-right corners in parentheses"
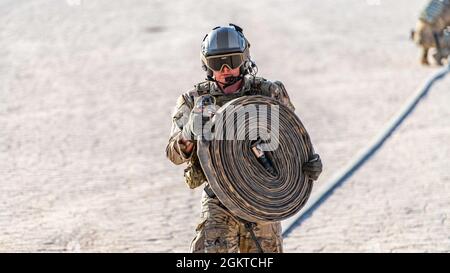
top-left (183, 77), bottom-right (274, 189)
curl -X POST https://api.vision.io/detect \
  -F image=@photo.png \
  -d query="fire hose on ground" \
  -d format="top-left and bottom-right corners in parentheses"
top-left (282, 64), bottom-right (450, 237)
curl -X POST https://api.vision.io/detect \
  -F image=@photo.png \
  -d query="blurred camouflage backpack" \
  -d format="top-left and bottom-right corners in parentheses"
top-left (184, 147), bottom-right (207, 189)
top-left (420, 0), bottom-right (450, 24)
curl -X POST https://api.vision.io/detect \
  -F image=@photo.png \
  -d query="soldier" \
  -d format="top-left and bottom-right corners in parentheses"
top-left (411, 0), bottom-right (450, 65)
top-left (165, 24), bottom-right (323, 253)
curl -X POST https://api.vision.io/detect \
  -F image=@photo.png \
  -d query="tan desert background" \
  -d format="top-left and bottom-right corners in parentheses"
top-left (0, 0), bottom-right (449, 252)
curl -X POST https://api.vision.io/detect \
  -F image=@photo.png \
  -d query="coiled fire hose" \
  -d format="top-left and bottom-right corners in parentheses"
top-left (197, 95), bottom-right (315, 223)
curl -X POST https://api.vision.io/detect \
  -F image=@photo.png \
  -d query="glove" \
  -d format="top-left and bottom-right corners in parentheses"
top-left (303, 153), bottom-right (322, 181)
top-left (181, 95), bottom-right (217, 141)
top-left (251, 138), bottom-right (278, 176)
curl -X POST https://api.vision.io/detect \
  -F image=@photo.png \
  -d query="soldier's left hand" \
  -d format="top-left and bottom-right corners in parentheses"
top-left (303, 154), bottom-right (322, 181)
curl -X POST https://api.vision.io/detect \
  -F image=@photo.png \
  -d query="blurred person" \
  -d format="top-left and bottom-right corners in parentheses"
top-left (411, 0), bottom-right (450, 65)
top-left (165, 24), bottom-right (322, 253)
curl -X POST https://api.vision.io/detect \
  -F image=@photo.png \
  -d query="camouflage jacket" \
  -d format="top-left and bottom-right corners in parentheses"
top-left (165, 75), bottom-right (295, 189)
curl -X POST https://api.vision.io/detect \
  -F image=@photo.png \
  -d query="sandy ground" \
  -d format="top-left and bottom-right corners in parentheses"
top-left (0, 0), bottom-right (448, 252)
top-left (284, 75), bottom-right (450, 252)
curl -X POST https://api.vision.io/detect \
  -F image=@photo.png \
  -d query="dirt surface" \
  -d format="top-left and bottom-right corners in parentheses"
top-left (0, 0), bottom-right (448, 252)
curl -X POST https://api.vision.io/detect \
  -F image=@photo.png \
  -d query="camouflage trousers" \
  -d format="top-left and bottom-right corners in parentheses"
top-left (190, 190), bottom-right (283, 253)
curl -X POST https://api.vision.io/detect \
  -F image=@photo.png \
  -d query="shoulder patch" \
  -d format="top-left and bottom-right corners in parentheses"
top-left (179, 88), bottom-right (197, 110)
top-left (272, 80), bottom-right (295, 112)
top-left (254, 77), bottom-right (273, 96)
top-left (251, 76), bottom-right (267, 87)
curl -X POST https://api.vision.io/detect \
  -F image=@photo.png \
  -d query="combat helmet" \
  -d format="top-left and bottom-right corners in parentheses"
top-left (200, 23), bottom-right (257, 87)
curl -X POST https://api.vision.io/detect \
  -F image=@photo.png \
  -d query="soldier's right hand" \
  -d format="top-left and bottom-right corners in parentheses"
top-left (178, 137), bottom-right (194, 155)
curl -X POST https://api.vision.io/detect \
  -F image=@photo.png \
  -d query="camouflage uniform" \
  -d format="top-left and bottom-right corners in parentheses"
top-left (166, 74), bottom-right (295, 253)
top-left (412, 0), bottom-right (450, 64)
